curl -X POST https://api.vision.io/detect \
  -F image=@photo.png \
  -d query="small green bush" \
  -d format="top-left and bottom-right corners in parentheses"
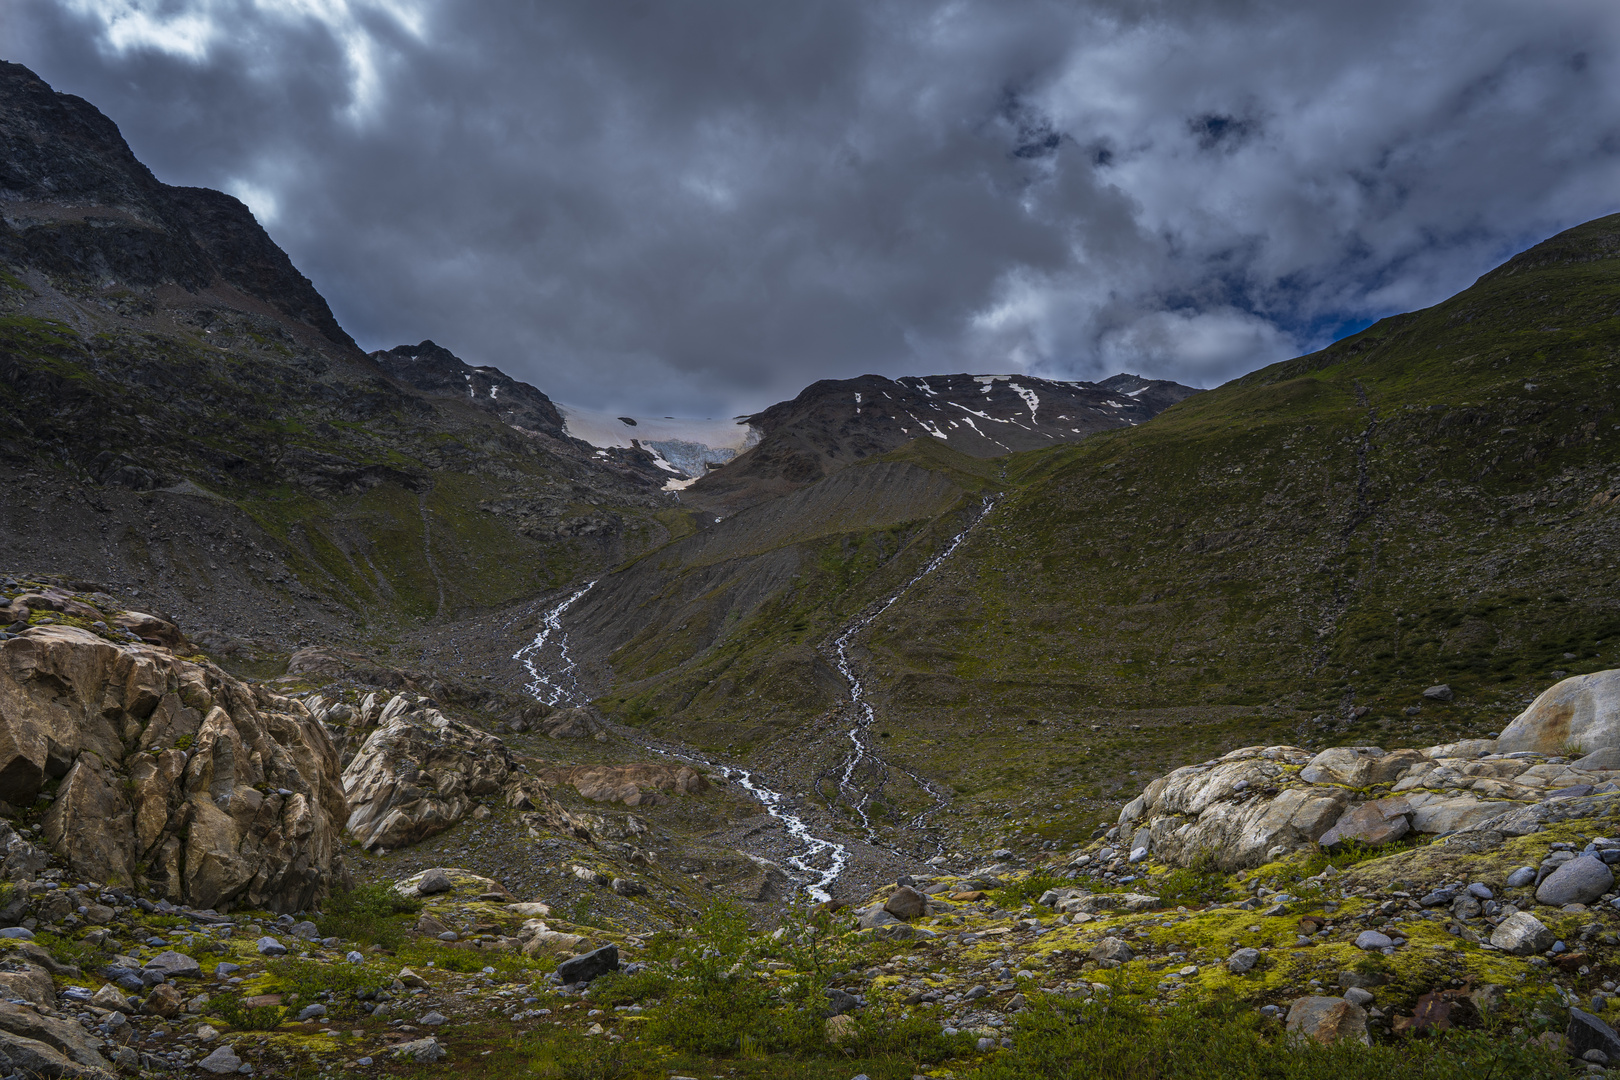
top-left (209, 992), bottom-right (285, 1032)
top-left (315, 882), bottom-right (421, 949)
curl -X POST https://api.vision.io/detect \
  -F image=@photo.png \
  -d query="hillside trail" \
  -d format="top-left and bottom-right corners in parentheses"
top-left (506, 496), bottom-right (996, 903)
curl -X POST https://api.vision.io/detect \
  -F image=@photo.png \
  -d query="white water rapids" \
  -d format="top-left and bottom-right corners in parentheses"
top-left (508, 496), bottom-right (994, 900)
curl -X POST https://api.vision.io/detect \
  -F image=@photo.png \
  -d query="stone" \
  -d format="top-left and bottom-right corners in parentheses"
top-left (610, 877), bottom-right (647, 897)
top-left (91, 983), bottom-right (132, 1014)
top-left (1286, 996), bottom-right (1369, 1045)
top-left (1300, 748), bottom-right (1425, 787)
top-left (1507, 866), bottom-right (1536, 888)
top-left (1355, 931), bottom-right (1393, 951)
top-left (1343, 987), bottom-right (1374, 1007)
top-left (1226, 947), bottom-right (1261, 974)
top-left (290, 920), bottom-right (320, 940)
top-left (215, 962), bottom-right (240, 978)
top-left (825, 1013), bottom-right (858, 1046)
top-left (1422, 685), bottom-right (1454, 702)
top-left (1089, 938), bottom-right (1133, 964)
top-left (255, 936), bottom-right (287, 956)
top-left (296, 1004), bottom-right (327, 1021)
top-left (344, 705), bottom-right (515, 850)
top-left (2, 627), bottom-right (347, 913)
top-left (506, 902), bottom-right (551, 917)
top-left (1538, 856), bottom-right (1614, 906)
top-left (1490, 911), bottom-right (1555, 955)
top-left (1409, 797), bottom-right (1514, 834)
top-left (416, 868), bottom-right (454, 895)
top-left (0, 928), bottom-right (32, 941)
top-left (1576, 747), bottom-right (1620, 771)
top-left (883, 886), bottom-right (928, 921)
top-left (825, 987), bottom-right (861, 1016)
top-left (143, 950), bottom-right (201, 978)
top-left (391, 1036), bottom-right (446, 1063)
top-left (0, 965), bottom-right (53, 1010)
top-left (82, 903), bottom-right (114, 925)
top-left (1498, 670), bottom-right (1620, 754)
top-left (857, 905), bottom-right (902, 930)
top-left (397, 967), bottom-right (428, 987)
top-left (1467, 882), bottom-right (1493, 900)
top-left (1318, 799), bottom-right (1412, 850)
top-left (1568, 1008), bottom-right (1620, 1063)
top-left (419, 1011), bottom-right (447, 1025)
top-left (197, 1045), bottom-right (243, 1074)
top-left (143, 982), bottom-right (182, 1017)
top-left (556, 945), bottom-right (619, 984)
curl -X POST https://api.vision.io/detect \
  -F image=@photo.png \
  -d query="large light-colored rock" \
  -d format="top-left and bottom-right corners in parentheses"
top-left (342, 705), bottom-right (513, 850)
top-left (1148, 774), bottom-right (1350, 870)
top-left (1318, 798), bottom-right (1412, 849)
top-left (1300, 747), bottom-right (1425, 788)
top-left (1490, 911), bottom-right (1555, 955)
top-left (1, 627), bottom-right (347, 911)
top-left (1498, 670), bottom-right (1620, 755)
top-left (1285, 996), bottom-right (1369, 1045)
top-left (535, 763), bottom-right (709, 807)
top-left (1408, 797), bottom-right (1515, 834)
top-left (1537, 855), bottom-right (1614, 906)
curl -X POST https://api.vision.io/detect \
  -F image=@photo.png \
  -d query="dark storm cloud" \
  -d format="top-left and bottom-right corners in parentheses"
top-left (11, 1), bottom-right (1620, 412)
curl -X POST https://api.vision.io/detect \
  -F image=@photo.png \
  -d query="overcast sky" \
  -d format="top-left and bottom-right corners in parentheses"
top-left (12, 1), bottom-right (1620, 414)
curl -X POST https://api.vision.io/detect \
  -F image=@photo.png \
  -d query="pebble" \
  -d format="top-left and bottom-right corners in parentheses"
top-left (1507, 867), bottom-right (1537, 888)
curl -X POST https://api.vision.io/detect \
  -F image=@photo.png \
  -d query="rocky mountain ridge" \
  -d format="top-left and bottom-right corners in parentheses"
top-left (685, 370), bottom-right (1199, 512)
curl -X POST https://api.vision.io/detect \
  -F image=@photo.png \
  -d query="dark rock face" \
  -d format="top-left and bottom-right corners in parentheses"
top-left (0, 61), bottom-right (355, 352)
top-left (556, 945), bottom-right (618, 984)
top-left (687, 370), bottom-right (1200, 512)
top-left (372, 340), bottom-right (568, 438)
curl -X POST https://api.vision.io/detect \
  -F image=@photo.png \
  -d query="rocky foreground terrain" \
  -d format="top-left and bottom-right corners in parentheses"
top-left (0, 572), bottom-right (1616, 1078)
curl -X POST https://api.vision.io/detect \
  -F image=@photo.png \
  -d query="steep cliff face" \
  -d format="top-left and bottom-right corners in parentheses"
top-left (0, 60), bottom-right (355, 352)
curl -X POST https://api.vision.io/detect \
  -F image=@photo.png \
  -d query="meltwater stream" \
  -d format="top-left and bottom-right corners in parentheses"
top-left (828, 496), bottom-right (996, 841)
top-left (511, 582), bottom-right (849, 902)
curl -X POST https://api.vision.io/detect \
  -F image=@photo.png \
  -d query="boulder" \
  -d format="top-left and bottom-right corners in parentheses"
top-left (1318, 798), bottom-right (1412, 850)
top-left (825, 1013), bottom-right (858, 1047)
top-left (884, 886), bottom-right (928, 921)
top-left (198, 1045), bottom-right (243, 1073)
top-left (89, 984), bottom-right (131, 1014)
top-left (391, 1037), bottom-right (446, 1063)
top-left (1089, 938), bottom-right (1133, 963)
top-left (534, 763), bottom-right (708, 807)
top-left (1285, 996), bottom-right (1369, 1046)
top-left (1, 627), bottom-right (346, 911)
top-left (343, 709), bottom-right (514, 850)
top-left (1226, 947), bottom-right (1261, 974)
top-left (1536, 855), bottom-right (1614, 906)
top-left (0, 966), bottom-right (54, 1010)
top-left (1576, 747), bottom-right (1620, 771)
top-left (1489, 911), bottom-right (1555, 955)
top-left (0, 998), bottom-right (115, 1072)
top-left (1498, 670), bottom-right (1620, 755)
top-left (142, 951), bottom-right (200, 978)
top-left (1300, 747), bottom-right (1425, 787)
top-left (1422, 685), bottom-right (1454, 702)
top-left (538, 707), bottom-right (602, 738)
top-left (1568, 1008), bottom-right (1620, 1063)
top-left (111, 611), bottom-right (185, 650)
top-left (416, 869), bottom-right (454, 895)
top-left (857, 905), bottom-right (902, 930)
top-left (556, 945), bottom-right (618, 984)
top-left (1408, 797), bottom-right (1514, 834)
top-left (142, 983), bottom-right (182, 1017)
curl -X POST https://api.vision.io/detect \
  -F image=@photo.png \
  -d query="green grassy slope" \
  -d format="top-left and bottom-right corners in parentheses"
top-left (0, 300), bottom-right (683, 636)
top-left (595, 212), bottom-right (1620, 846)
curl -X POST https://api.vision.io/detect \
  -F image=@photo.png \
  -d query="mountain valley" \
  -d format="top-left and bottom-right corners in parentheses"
top-left (3, 58), bottom-right (1620, 1079)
